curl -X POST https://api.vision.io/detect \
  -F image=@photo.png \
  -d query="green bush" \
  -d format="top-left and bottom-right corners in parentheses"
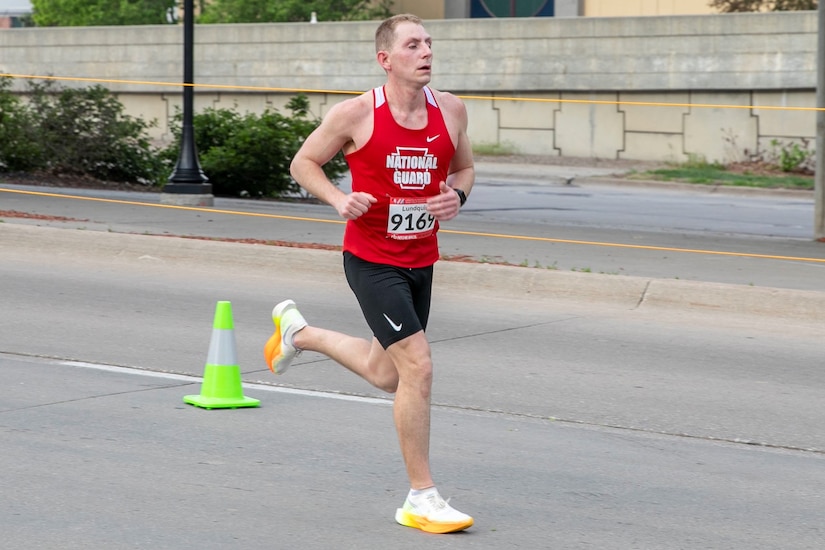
top-left (26, 80), bottom-right (166, 183)
top-left (1, 79), bottom-right (345, 195)
top-left (0, 77), bottom-right (41, 171)
top-left (769, 138), bottom-right (814, 173)
top-left (0, 77), bottom-right (167, 184)
top-left (163, 95), bottom-right (348, 198)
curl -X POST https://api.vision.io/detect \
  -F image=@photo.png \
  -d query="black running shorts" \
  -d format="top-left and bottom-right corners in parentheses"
top-left (343, 251), bottom-right (434, 349)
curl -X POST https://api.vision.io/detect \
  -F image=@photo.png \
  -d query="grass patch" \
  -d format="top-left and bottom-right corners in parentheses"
top-left (472, 141), bottom-right (517, 156)
top-left (638, 162), bottom-right (814, 190)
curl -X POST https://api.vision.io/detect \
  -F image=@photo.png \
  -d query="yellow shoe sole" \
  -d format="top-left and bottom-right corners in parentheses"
top-left (395, 508), bottom-right (474, 534)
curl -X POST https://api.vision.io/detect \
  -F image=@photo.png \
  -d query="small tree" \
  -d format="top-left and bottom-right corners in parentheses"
top-left (199, 0), bottom-right (393, 24)
top-left (709, 0), bottom-right (817, 12)
top-left (31, 0), bottom-right (177, 27)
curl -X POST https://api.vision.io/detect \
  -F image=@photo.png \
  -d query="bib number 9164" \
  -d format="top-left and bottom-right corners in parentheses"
top-left (387, 197), bottom-right (436, 240)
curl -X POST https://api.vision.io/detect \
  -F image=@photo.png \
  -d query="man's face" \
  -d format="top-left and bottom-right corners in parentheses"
top-left (386, 21), bottom-right (433, 84)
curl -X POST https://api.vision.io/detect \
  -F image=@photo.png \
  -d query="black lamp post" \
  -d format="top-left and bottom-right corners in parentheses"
top-left (162, 0), bottom-right (211, 201)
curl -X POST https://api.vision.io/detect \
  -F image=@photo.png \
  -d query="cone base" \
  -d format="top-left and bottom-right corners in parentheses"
top-left (183, 394), bottom-right (260, 409)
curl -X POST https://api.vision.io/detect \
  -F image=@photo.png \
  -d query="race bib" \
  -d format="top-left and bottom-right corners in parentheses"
top-left (386, 197), bottom-right (436, 240)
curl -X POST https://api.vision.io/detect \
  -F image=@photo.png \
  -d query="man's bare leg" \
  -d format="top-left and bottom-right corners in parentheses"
top-left (293, 327), bottom-right (434, 488)
top-left (385, 331), bottom-right (434, 490)
top-left (293, 327), bottom-right (399, 394)
top-left (277, 309), bottom-right (471, 531)
top-left (384, 331), bottom-right (472, 533)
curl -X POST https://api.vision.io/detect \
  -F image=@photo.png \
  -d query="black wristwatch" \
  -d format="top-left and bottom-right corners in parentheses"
top-left (454, 188), bottom-right (467, 207)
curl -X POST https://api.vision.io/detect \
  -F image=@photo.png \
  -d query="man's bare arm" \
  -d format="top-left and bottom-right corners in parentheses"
top-left (427, 92), bottom-right (474, 221)
top-left (290, 97), bottom-right (377, 219)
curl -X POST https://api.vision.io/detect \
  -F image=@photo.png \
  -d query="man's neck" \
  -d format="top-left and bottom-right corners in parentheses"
top-left (384, 81), bottom-right (427, 114)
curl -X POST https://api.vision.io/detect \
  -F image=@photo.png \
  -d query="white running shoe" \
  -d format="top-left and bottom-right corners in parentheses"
top-left (263, 300), bottom-right (307, 375)
top-left (395, 490), bottom-right (474, 534)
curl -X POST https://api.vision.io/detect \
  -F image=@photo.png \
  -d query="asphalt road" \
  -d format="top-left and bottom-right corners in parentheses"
top-left (1, 226), bottom-right (824, 548)
top-left (1, 173), bottom-right (824, 291)
top-left (1, 171), bottom-right (824, 548)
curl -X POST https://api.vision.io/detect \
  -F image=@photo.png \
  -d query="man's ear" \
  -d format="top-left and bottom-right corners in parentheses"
top-left (377, 50), bottom-right (391, 71)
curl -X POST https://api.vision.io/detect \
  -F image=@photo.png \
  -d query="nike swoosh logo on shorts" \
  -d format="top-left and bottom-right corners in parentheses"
top-left (426, 134), bottom-right (440, 143)
top-left (383, 313), bottom-right (403, 332)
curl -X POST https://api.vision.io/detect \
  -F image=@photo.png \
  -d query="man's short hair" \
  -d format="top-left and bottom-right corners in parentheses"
top-left (375, 13), bottom-right (423, 53)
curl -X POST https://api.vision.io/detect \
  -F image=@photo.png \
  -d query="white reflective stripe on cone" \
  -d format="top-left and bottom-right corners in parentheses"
top-left (206, 328), bottom-right (237, 366)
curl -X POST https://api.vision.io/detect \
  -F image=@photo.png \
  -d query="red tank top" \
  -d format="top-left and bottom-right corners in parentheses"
top-left (343, 86), bottom-right (455, 268)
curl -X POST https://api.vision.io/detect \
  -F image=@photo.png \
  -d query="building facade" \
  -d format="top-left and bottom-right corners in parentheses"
top-left (395, 0), bottom-right (716, 19)
top-left (0, 0), bottom-right (733, 27)
top-left (0, 0), bottom-right (32, 28)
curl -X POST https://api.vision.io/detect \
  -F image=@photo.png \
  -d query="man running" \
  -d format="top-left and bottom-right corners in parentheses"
top-left (265, 13), bottom-right (475, 534)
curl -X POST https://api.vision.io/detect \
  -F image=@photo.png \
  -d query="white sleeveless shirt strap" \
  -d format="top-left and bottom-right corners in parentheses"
top-left (423, 86), bottom-right (438, 108)
top-left (374, 86), bottom-right (386, 108)
top-left (374, 86), bottom-right (438, 109)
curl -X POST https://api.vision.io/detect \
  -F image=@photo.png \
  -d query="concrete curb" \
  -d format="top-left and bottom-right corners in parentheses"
top-left (4, 223), bottom-right (823, 322)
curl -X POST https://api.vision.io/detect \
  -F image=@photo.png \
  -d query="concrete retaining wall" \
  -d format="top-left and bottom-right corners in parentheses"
top-left (0, 12), bottom-right (817, 162)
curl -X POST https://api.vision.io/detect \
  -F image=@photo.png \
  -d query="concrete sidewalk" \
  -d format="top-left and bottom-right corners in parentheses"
top-left (473, 159), bottom-right (626, 184)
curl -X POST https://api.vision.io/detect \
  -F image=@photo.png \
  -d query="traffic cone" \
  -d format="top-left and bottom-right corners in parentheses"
top-left (183, 301), bottom-right (260, 409)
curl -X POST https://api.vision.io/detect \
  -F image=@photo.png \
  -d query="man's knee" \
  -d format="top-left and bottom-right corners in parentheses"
top-left (382, 382), bottom-right (399, 394)
top-left (389, 332), bottom-right (433, 385)
top-left (365, 338), bottom-right (400, 393)
top-left (376, 373), bottom-right (400, 394)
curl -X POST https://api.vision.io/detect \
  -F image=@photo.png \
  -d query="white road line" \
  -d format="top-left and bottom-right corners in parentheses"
top-left (58, 359), bottom-right (393, 406)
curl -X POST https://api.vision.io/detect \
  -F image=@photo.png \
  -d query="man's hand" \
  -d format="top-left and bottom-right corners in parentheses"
top-left (335, 192), bottom-right (377, 220)
top-left (426, 182), bottom-right (461, 221)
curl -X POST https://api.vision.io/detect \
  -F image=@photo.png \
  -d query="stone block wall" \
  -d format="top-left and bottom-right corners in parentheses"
top-left (0, 11), bottom-right (817, 162)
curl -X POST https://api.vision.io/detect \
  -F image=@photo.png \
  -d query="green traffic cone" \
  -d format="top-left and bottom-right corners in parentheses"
top-left (184, 301), bottom-right (260, 409)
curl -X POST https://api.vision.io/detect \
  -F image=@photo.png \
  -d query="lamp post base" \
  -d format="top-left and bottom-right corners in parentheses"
top-left (160, 183), bottom-right (214, 206)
